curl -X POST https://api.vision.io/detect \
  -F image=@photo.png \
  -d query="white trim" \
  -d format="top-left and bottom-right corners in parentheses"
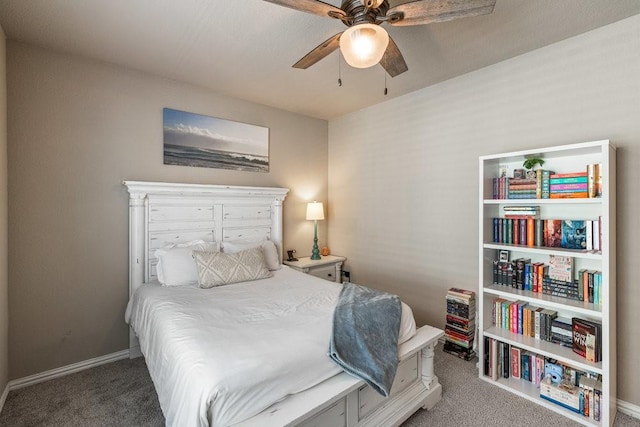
top-left (0, 382), bottom-right (9, 414)
top-left (8, 350), bottom-right (129, 391)
top-left (617, 399), bottom-right (640, 420)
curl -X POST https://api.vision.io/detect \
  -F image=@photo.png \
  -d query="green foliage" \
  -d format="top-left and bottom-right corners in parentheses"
top-left (523, 157), bottom-right (545, 170)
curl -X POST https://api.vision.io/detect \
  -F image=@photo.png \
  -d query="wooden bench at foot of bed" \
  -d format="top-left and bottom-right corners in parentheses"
top-left (235, 325), bottom-right (444, 427)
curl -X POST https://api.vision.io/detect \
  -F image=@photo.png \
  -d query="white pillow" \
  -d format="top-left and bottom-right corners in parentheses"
top-left (155, 240), bottom-right (220, 286)
top-left (222, 240), bottom-right (281, 271)
top-left (193, 247), bottom-right (272, 288)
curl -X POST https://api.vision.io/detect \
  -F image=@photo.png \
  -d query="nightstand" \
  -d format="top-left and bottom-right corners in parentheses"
top-left (284, 255), bottom-right (346, 282)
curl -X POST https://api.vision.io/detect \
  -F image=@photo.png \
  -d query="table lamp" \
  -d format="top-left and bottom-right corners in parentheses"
top-left (306, 201), bottom-right (324, 260)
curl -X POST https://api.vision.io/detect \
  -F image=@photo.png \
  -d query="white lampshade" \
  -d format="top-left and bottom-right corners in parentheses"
top-left (340, 23), bottom-right (389, 69)
top-left (306, 202), bottom-right (325, 221)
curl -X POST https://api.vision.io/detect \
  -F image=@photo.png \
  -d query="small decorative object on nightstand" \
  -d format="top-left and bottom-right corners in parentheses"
top-left (284, 255), bottom-right (346, 282)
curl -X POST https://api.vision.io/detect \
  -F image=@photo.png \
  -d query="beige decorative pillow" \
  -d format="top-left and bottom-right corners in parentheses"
top-left (193, 247), bottom-right (272, 288)
top-left (222, 239), bottom-right (281, 270)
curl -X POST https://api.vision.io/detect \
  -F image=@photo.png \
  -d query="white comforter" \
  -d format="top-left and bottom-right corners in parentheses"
top-left (125, 266), bottom-right (416, 426)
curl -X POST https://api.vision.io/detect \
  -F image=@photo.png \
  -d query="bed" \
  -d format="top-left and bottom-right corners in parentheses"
top-left (123, 181), bottom-right (444, 426)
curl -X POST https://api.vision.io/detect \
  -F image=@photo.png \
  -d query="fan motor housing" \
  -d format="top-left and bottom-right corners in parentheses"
top-left (340, 0), bottom-right (389, 26)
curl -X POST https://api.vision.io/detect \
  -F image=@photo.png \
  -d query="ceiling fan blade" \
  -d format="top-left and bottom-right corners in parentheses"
top-left (293, 33), bottom-right (343, 69)
top-left (263, 0), bottom-right (345, 20)
top-left (380, 36), bottom-right (408, 77)
top-left (388, 0), bottom-right (496, 27)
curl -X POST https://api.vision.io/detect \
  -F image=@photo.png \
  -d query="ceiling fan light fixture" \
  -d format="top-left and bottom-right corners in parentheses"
top-left (339, 23), bottom-right (389, 69)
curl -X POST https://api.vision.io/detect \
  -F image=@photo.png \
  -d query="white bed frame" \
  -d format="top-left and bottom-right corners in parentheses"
top-left (123, 181), bottom-right (444, 427)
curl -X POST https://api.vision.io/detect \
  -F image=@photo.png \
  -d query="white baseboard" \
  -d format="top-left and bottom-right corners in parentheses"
top-left (0, 382), bottom-right (9, 416)
top-left (617, 399), bottom-right (640, 420)
top-left (8, 349), bottom-right (129, 391)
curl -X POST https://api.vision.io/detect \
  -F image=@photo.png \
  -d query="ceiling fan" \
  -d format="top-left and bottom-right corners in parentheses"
top-left (264, 0), bottom-right (496, 77)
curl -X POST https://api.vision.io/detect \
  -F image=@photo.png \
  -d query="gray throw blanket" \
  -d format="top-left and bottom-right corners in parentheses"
top-left (329, 282), bottom-right (402, 397)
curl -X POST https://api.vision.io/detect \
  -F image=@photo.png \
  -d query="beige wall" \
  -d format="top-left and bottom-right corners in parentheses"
top-left (6, 42), bottom-right (329, 379)
top-left (329, 14), bottom-right (640, 407)
top-left (0, 24), bottom-right (8, 398)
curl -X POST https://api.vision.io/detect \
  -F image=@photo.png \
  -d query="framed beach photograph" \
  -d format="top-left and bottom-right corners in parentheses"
top-left (163, 108), bottom-right (269, 172)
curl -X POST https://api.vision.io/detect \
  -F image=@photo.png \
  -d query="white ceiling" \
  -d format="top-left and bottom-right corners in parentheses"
top-left (0, 0), bottom-right (639, 120)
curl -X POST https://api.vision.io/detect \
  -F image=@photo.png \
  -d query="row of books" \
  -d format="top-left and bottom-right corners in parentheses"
top-left (492, 165), bottom-right (602, 199)
top-left (492, 217), bottom-right (602, 252)
top-left (483, 337), bottom-right (603, 420)
top-left (493, 252), bottom-right (603, 304)
top-left (490, 298), bottom-right (602, 362)
top-left (493, 251), bottom-right (602, 304)
top-left (483, 337), bottom-right (545, 383)
top-left (444, 288), bottom-right (476, 361)
top-left (491, 298), bottom-right (558, 342)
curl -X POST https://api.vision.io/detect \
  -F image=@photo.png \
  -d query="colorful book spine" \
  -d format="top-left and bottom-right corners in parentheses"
top-left (549, 176), bottom-right (588, 184)
top-left (587, 163), bottom-right (596, 198)
top-left (550, 172), bottom-right (588, 178)
top-left (550, 183), bottom-right (588, 191)
top-left (549, 193), bottom-right (589, 199)
top-left (541, 170), bottom-right (554, 199)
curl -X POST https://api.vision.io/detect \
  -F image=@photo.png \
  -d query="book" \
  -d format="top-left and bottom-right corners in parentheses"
top-left (572, 317), bottom-right (602, 361)
top-left (510, 346), bottom-right (521, 378)
top-left (502, 342), bottom-right (510, 378)
top-left (540, 309), bottom-right (558, 341)
top-left (587, 163), bottom-right (596, 198)
top-left (519, 218), bottom-right (527, 244)
top-left (549, 192), bottom-right (589, 199)
top-left (550, 172), bottom-right (588, 178)
top-left (490, 338), bottom-right (499, 380)
top-left (544, 219), bottom-right (563, 247)
top-left (561, 219), bottom-right (587, 250)
top-left (534, 219), bottom-right (543, 246)
top-left (550, 183), bottom-right (588, 191)
top-left (548, 255), bottom-right (574, 282)
top-left (540, 169), bottom-right (554, 199)
top-left (549, 176), bottom-right (588, 184)
top-left (577, 268), bottom-right (586, 301)
top-left (594, 163), bottom-right (603, 197)
top-left (443, 340), bottom-right (476, 361)
top-left (585, 219), bottom-right (593, 251)
top-left (593, 219), bottom-right (601, 251)
top-left (447, 288), bottom-right (476, 300)
top-left (514, 258), bottom-right (530, 290)
top-left (526, 218), bottom-right (534, 247)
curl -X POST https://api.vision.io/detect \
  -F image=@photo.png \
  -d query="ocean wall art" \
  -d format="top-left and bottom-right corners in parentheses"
top-left (163, 108), bottom-right (269, 172)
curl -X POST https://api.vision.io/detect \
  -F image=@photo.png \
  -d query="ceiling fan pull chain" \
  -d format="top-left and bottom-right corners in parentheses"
top-left (338, 52), bottom-right (343, 87)
top-left (383, 62), bottom-right (388, 95)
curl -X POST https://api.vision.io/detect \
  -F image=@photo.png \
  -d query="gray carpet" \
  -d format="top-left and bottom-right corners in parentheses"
top-left (1, 348), bottom-right (638, 426)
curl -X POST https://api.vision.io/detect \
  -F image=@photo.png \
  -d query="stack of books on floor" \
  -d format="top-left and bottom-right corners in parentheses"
top-left (444, 288), bottom-right (476, 361)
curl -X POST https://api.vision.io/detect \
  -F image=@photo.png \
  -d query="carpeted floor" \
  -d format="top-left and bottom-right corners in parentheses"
top-left (1, 347), bottom-right (638, 426)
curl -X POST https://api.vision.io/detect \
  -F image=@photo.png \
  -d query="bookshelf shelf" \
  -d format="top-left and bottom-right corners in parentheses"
top-left (478, 140), bottom-right (616, 427)
top-left (484, 326), bottom-right (603, 374)
top-left (484, 285), bottom-right (603, 318)
top-left (479, 376), bottom-right (601, 426)
top-left (483, 243), bottom-right (602, 259)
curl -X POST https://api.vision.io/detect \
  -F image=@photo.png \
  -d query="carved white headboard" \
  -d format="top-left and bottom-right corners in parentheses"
top-left (123, 181), bottom-right (289, 297)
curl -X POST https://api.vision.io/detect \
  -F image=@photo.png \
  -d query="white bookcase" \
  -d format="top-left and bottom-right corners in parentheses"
top-left (478, 140), bottom-right (616, 426)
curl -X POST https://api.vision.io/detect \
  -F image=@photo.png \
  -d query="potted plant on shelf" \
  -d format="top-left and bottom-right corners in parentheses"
top-left (523, 157), bottom-right (544, 179)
